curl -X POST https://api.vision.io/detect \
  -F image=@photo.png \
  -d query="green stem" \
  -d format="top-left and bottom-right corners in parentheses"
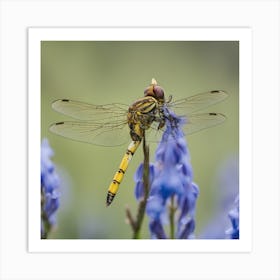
top-left (169, 195), bottom-right (176, 239)
top-left (41, 186), bottom-right (51, 239)
top-left (132, 133), bottom-right (150, 239)
top-left (41, 213), bottom-right (51, 239)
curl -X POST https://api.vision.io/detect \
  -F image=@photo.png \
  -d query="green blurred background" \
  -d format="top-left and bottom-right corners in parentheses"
top-left (41, 41), bottom-right (239, 239)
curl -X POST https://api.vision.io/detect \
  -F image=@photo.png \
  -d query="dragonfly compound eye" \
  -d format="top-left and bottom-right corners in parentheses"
top-left (144, 85), bottom-right (154, 96)
top-left (144, 84), bottom-right (165, 103)
top-left (153, 85), bottom-right (165, 101)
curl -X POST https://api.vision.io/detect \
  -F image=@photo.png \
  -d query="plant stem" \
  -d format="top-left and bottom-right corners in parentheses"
top-left (132, 133), bottom-right (150, 239)
top-left (41, 186), bottom-right (51, 239)
top-left (41, 213), bottom-right (51, 239)
top-left (169, 195), bottom-right (176, 239)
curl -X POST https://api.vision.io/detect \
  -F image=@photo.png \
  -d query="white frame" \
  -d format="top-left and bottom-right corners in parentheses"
top-left (1, 1), bottom-right (279, 279)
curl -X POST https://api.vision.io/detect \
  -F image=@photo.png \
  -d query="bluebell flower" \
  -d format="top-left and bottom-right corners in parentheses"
top-left (226, 195), bottom-right (239, 239)
top-left (199, 156), bottom-right (239, 239)
top-left (41, 138), bottom-right (60, 238)
top-left (138, 109), bottom-right (199, 239)
top-left (134, 162), bottom-right (155, 201)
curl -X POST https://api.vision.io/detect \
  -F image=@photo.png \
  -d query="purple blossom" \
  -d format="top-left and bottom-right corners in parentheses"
top-left (134, 162), bottom-right (155, 201)
top-left (135, 109), bottom-right (199, 239)
top-left (226, 195), bottom-right (239, 239)
top-left (41, 138), bottom-right (60, 238)
top-left (200, 156), bottom-right (239, 239)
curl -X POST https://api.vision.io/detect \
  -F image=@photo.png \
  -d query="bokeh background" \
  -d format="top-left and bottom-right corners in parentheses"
top-left (41, 41), bottom-right (239, 239)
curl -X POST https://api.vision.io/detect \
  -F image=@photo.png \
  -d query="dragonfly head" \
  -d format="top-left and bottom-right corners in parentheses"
top-left (144, 78), bottom-right (165, 104)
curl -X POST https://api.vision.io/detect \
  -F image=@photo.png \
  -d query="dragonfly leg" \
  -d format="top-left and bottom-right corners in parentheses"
top-left (157, 118), bottom-right (165, 130)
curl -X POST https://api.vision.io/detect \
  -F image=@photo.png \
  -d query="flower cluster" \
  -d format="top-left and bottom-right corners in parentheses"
top-left (134, 162), bottom-right (155, 201)
top-left (134, 109), bottom-right (199, 239)
top-left (199, 157), bottom-right (239, 239)
top-left (226, 195), bottom-right (239, 239)
top-left (41, 138), bottom-right (60, 238)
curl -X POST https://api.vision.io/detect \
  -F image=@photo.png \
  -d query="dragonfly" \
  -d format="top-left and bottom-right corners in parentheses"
top-left (50, 78), bottom-right (228, 206)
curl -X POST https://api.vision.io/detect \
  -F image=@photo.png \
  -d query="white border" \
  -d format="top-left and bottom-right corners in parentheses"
top-left (1, 1), bottom-right (279, 279)
top-left (28, 27), bottom-right (251, 253)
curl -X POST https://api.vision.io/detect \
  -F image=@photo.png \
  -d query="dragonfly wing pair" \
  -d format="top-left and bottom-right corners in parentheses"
top-left (50, 90), bottom-right (228, 146)
top-left (166, 90), bottom-right (228, 135)
top-left (50, 99), bottom-right (130, 146)
top-left (49, 86), bottom-right (228, 206)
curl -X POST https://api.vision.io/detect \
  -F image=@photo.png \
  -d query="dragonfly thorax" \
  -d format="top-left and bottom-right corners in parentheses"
top-left (127, 96), bottom-right (164, 141)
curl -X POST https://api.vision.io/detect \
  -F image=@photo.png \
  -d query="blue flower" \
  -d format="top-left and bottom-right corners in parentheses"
top-left (199, 156), bottom-right (239, 239)
top-left (134, 162), bottom-right (155, 201)
top-left (41, 138), bottom-right (60, 238)
top-left (176, 182), bottom-right (199, 239)
top-left (138, 109), bottom-right (199, 239)
top-left (149, 218), bottom-right (167, 239)
top-left (226, 195), bottom-right (239, 239)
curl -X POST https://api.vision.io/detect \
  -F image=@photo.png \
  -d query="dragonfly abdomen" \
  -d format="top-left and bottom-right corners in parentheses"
top-left (106, 140), bottom-right (141, 206)
top-left (107, 96), bottom-right (161, 206)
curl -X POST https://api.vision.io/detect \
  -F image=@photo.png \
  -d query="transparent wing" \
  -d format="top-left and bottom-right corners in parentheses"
top-left (144, 122), bottom-right (164, 144)
top-left (168, 90), bottom-right (228, 115)
top-left (49, 120), bottom-right (130, 147)
top-left (183, 113), bottom-right (227, 135)
top-left (143, 113), bottom-right (226, 143)
top-left (52, 99), bottom-right (128, 121)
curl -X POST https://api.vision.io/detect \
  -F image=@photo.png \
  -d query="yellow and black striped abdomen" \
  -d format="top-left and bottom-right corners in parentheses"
top-left (107, 96), bottom-right (160, 206)
top-left (106, 141), bottom-right (141, 206)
